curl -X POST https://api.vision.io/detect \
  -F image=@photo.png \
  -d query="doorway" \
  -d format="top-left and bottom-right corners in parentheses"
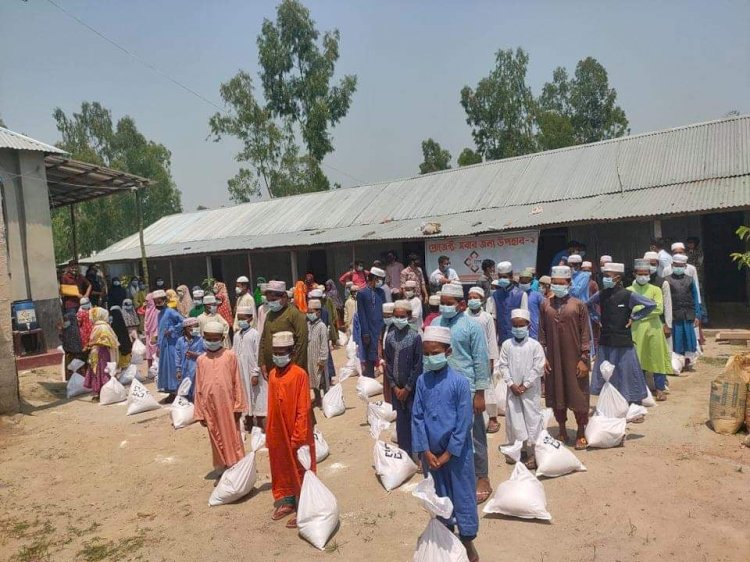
top-left (307, 250), bottom-right (328, 284)
top-left (701, 211), bottom-right (747, 303)
top-left (537, 228), bottom-right (569, 275)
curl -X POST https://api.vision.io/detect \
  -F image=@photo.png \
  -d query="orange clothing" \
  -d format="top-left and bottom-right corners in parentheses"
top-left (194, 349), bottom-right (247, 469)
top-left (267, 363), bottom-right (315, 500)
top-left (294, 281), bottom-right (308, 313)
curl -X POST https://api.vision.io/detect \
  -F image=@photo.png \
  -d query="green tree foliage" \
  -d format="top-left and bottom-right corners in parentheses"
top-left (211, 0), bottom-right (356, 201)
top-left (457, 148), bottom-right (482, 167)
top-left (50, 102), bottom-right (182, 262)
top-left (419, 138), bottom-right (452, 174)
top-left (730, 226), bottom-right (750, 270)
top-left (460, 48), bottom-right (536, 161)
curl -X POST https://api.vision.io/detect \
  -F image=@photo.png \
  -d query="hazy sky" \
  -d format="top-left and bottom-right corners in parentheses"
top-left (2, 1), bottom-right (749, 210)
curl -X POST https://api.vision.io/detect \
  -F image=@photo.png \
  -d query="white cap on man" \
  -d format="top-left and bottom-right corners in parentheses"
top-left (203, 294), bottom-right (217, 305)
top-left (511, 308), bottom-right (530, 321)
top-left (266, 280), bottom-right (286, 293)
top-left (497, 261), bottom-right (512, 274)
top-left (671, 242), bottom-right (685, 252)
top-left (468, 286), bottom-right (485, 298)
top-left (273, 331), bottom-right (295, 347)
top-left (308, 299), bottom-right (321, 310)
top-left (204, 320), bottom-right (224, 334)
top-left (600, 255), bottom-right (612, 264)
top-left (309, 288), bottom-right (323, 298)
top-left (370, 267), bottom-right (386, 278)
top-left (672, 253), bottom-right (688, 265)
top-left (643, 251), bottom-right (658, 261)
top-left (236, 276), bottom-right (249, 284)
top-left (428, 295), bottom-right (440, 306)
top-left (551, 266), bottom-right (572, 279)
top-left (567, 254), bottom-right (583, 264)
top-left (394, 299), bottom-right (412, 311)
top-left (602, 262), bottom-right (625, 273)
top-left (441, 283), bottom-right (464, 298)
top-left (236, 306), bottom-right (254, 315)
top-left (423, 326), bottom-right (452, 345)
top-left (382, 302), bottom-right (395, 313)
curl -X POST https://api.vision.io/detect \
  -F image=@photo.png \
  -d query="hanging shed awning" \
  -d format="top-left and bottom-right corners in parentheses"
top-left (45, 155), bottom-right (152, 208)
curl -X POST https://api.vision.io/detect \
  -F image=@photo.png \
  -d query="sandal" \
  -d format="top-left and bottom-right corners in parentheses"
top-left (524, 457), bottom-right (537, 470)
top-left (574, 437), bottom-right (588, 450)
top-left (556, 431), bottom-right (570, 444)
top-left (285, 517), bottom-right (297, 529)
top-left (655, 390), bottom-right (667, 402)
top-left (476, 489), bottom-right (491, 504)
top-left (486, 420), bottom-right (500, 434)
top-left (271, 504), bottom-right (295, 521)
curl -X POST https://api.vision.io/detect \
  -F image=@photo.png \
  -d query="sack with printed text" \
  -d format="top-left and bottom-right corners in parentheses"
top-left (209, 428), bottom-right (265, 506)
top-left (412, 474), bottom-right (470, 562)
top-left (373, 440), bottom-right (417, 491)
top-left (534, 409), bottom-right (586, 478)
top-left (126, 378), bottom-right (161, 415)
top-left (171, 378), bottom-right (195, 429)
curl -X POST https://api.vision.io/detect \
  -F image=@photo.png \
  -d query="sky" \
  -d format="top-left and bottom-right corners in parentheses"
top-left (2, 0), bottom-right (749, 211)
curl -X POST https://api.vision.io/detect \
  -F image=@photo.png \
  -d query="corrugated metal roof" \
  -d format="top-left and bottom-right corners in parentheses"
top-left (89, 115), bottom-right (750, 263)
top-left (0, 127), bottom-right (66, 154)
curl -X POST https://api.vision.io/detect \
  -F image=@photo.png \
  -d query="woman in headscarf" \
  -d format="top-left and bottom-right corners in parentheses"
top-left (128, 276), bottom-right (141, 300)
top-left (304, 272), bottom-right (316, 292)
top-left (294, 280), bottom-right (308, 313)
top-left (121, 298), bottom-right (140, 341)
top-left (83, 307), bottom-right (119, 400)
top-left (212, 281), bottom-right (234, 327)
top-left (59, 309), bottom-right (84, 378)
top-left (253, 276), bottom-right (267, 308)
top-left (76, 297), bottom-right (94, 353)
top-left (108, 276), bottom-right (127, 308)
top-left (110, 307), bottom-right (133, 369)
top-left (144, 293), bottom-right (159, 368)
top-left (166, 289), bottom-right (179, 310)
top-left (176, 284), bottom-right (193, 317)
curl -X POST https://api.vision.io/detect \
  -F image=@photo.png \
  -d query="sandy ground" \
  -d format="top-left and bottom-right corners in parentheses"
top-left (1, 338), bottom-right (749, 562)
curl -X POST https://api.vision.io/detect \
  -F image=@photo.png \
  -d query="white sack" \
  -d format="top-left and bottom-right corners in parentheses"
top-left (483, 441), bottom-right (551, 520)
top-left (296, 444), bottom-right (339, 550)
top-left (625, 403), bottom-right (647, 422)
top-left (368, 400), bottom-right (397, 423)
top-left (322, 367), bottom-right (353, 418)
top-left (209, 428), bottom-right (265, 506)
top-left (131, 339), bottom-right (146, 364)
top-left (67, 358), bottom-right (86, 374)
top-left (412, 475), bottom-right (469, 562)
top-left (337, 330), bottom-right (348, 347)
top-left (171, 396), bottom-right (195, 429)
top-left (126, 379), bottom-right (161, 415)
top-left (642, 386), bottom-right (656, 408)
top-left (66, 372), bottom-right (90, 398)
top-left (534, 410), bottom-right (586, 478)
top-left (596, 361), bottom-right (629, 418)
top-left (100, 364), bottom-right (127, 405)
top-left (119, 364), bottom-right (137, 386)
top-left (314, 429), bottom-right (330, 463)
top-left (373, 440), bottom-right (417, 491)
top-left (484, 382), bottom-right (497, 418)
top-left (495, 378), bottom-right (507, 416)
top-left (148, 362), bottom-right (159, 380)
top-left (671, 352), bottom-right (686, 375)
top-left (356, 375), bottom-right (383, 399)
top-left (584, 414), bottom-right (626, 449)
top-left (345, 338), bottom-right (358, 360)
top-left (367, 403), bottom-right (392, 440)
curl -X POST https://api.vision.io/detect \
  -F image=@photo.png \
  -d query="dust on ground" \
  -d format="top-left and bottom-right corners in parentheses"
top-left (1, 338), bottom-right (748, 562)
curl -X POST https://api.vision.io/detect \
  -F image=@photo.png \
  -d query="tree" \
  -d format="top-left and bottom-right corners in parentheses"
top-left (419, 139), bottom-right (452, 174)
top-left (50, 102), bottom-right (182, 261)
top-left (460, 48), bottom-right (536, 161)
top-left (0, 115), bottom-right (6, 128)
top-left (212, 0), bottom-right (357, 201)
top-left (457, 148), bottom-right (483, 167)
top-left (730, 226), bottom-right (750, 269)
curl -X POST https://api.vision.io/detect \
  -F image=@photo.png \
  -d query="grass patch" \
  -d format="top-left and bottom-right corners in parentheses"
top-left (6, 518), bottom-right (56, 561)
top-left (701, 356), bottom-right (729, 367)
top-left (77, 534), bottom-right (146, 562)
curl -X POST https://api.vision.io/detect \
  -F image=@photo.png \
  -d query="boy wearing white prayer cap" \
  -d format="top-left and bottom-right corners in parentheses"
top-left (664, 253), bottom-right (701, 371)
top-left (466, 286), bottom-right (501, 434)
top-left (356, 266), bottom-right (387, 379)
top-left (233, 305), bottom-right (264, 431)
top-left (305, 299), bottom-right (329, 408)
top-left (234, 275), bottom-right (257, 332)
top-left (492, 260), bottom-right (528, 343)
top-left (412, 325), bottom-right (479, 562)
top-left (198, 294), bottom-right (230, 348)
top-left (498, 309), bottom-right (546, 468)
top-left (403, 279), bottom-right (423, 330)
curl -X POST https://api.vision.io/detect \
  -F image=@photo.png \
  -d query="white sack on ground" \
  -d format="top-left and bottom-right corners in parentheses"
top-left (119, 364), bottom-right (137, 386)
top-left (131, 339), bottom-right (146, 364)
top-left (534, 409), bottom-right (586, 478)
top-left (596, 361), bottom-right (629, 418)
top-left (412, 475), bottom-right (470, 562)
top-left (368, 400), bottom-right (397, 423)
top-left (585, 414), bottom-right (626, 448)
top-left (322, 367), bottom-right (353, 419)
top-left (373, 440), bottom-right (417, 491)
top-left (671, 352), bottom-right (686, 375)
top-left (296, 445), bottom-right (339, 550)
top-left (642, 386), bottom-right (657, 408)
top-left (66, 372), bottom-right (90, 398)
top-left (209, 428), bottom-right (265, 506)
top-left (356, 375), bottom-right (383, 399)
top-left (625, 403), bottom-right (648, 422)
top-left (100, 363), bottom-right (127, 405)
top-left (495, 378), bottom-right (507, 416)
top-left (126, 379), bottom-right (160, 415)
top-left (314, 429), bottom-right (329, 463)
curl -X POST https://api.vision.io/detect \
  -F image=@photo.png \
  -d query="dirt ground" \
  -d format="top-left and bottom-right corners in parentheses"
top-left (1, 337), bottom-right (748, 562)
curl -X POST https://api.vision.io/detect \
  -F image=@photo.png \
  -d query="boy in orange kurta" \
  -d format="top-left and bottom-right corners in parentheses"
top-left (194, 321), bottom-right (247, 476)
top-left (267, 331), bottom-right (316, 528)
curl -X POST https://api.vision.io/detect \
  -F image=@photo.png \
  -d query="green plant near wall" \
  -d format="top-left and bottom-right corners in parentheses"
top-left (730, 226), bottom-right (750, 269)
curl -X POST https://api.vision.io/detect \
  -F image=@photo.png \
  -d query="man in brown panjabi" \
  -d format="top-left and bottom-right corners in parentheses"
top-left (539, 265), bottom-right (592, 450)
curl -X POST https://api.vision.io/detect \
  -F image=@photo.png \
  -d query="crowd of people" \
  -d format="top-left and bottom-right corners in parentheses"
top-left (56, 239), bottom-right (704, 561)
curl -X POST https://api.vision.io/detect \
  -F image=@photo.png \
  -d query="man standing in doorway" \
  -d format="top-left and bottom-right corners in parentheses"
top-left (234, 276), bottom-right (257, 331)
top-left (429, 255), bottom-right (460, 294)
top-left (385, 251), bottom-right (404, 292)
top-left (401, 254), bottom-right (428, 303)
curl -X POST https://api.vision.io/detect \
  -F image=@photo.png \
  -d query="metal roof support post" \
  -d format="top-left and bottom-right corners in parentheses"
top-left (290, 250), bottom-right (298, 283)
top-left (247, 253), bottom-right (254, 292)
top-left (205, 256), bottom-right (213, 280)
top-left (69, 204), bottom-right (78, 261)
top-left (135, 188), bottom-right (149, 288)
top-left (653, 219), bottom-right (662, 239)
top-left (168, 259), bottom-right (174, 289)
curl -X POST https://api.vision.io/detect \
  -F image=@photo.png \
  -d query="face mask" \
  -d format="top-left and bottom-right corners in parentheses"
top-left (108, 316), bottom-right (113, 324)
top-left (649, 265), bottom-right (657, 274)
top-left (204, 340), bottom-right (223, 352)
top-left (235, 287), bottom-right (243, 295)
top-left (194, 298), bottom-right (203, 305)
top-left (272, 353), bottom-right (291, 368)
top-left (139, 284), bottom-right (146, 291)
top-left (498, 278), bottom-right (511, 288)
top-left (551, 284), bottom-right (569, 298)
top-left (356, 266), bottom-right (364, 272)
top-left (512, 326), bottom-right (529, 340)
top-left (440, 304), bottom-right (457, 318)
top-left (267, 300), bottom-right (282, 312)
top-left (518, 283), bottom-right (531, 292)
top-left (208, 305), bottom-right (218, 314)
top-left (375, 280), bottom-right (383, 288)
top-left (63, 320), bottom-right (71, 328)
top-left (177, 290), bottom-right (184, 297)
top-left (393, 317), bottom-right (409, 330)
top-left (238, 320), bottom-right (250, 330)
top-left (636, 275), bottom-right (650, 286)
top-left (602, 277), bottom-right (615, 289)
top-left (156, 281), bottom-right (164, 288)
top-left (81, 304), bottom-right (91, 310)
top-left (424, 353), bottom-right (448, 371)
top-left (405, 291), bottom-right (415, 299)
top-left (113, 280), bottom-right (120, 287)
top-left (306, 313), bottom-right (318, 322)
top-left (467, 299), bottom-right (482, 311)
top-left (384, 317), bottom-right (393, 326)
top-left (190, 328), bottom-right (201, 337)
top-left (672, 267), bottom-right (686, 276)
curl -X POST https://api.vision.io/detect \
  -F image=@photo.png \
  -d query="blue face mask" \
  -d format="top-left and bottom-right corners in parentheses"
top-left (392, 317), bottom-right (409, 330)
top-left (551, 284), bottom-right (569, 298)
top-left (467, 299), bottom-right (482, 311)
top-left (498, 278), bottom-right (511, 288)
top-left (272, 353), bottom-right (291, 368)
top-left (384, 317), bottom-right (393, 326)
top-left (204, 340), bottom-right (223, 352)
top-left (238, 320), bottom-right (250, 330)
top-left (602, 277), bottom-right (616, 289)
top-left (672, 266), bottom-right (686, 276)
top-left (636, 275), bottom-right (650, 286)
top-left (424, 353), bottom-right (448, 371)
top-left (190, 328), bottom-right (201, 337)
top-left (306, 313), bottom-right (318, 322)
top-left (267, 300), bottom-right (283, 312)
top-left (375, 279), bottom-right (383, 288)
top-left (439, 304), bottom-right (457, 319)
top-left (512, 326), bottom-right (529, 340)
top-left (518, 283), bottom-right (531, 292)
top-left (649, 265), bottom-right (658, 274)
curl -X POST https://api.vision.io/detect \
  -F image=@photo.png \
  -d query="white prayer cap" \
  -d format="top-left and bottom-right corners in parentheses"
top-left (468, 286), bottom-right (485, 298)
top-left (272, 331), bottom-right (295, 347)
top-left (382, 302), bottom-right (395, 313)
top-left (236, 306), bottom-right (254, 315)
top-left (496, 261), bottom-right (512, 274)
top-left (204, 320), bottom-right (224, 334)
top-left (79, 297), bottom-right (90, 305)
top-left (550, 266), bottom-right (572, 279)
top-left (600, 255), bottom-right (613, 264)
top-left (203, 294), bottom-right (217, 305)
top-left (394, 299), bottom-right (412, 311)
top-left (307, 299), bottom-right (322, 310)
top-left (236, 276), bottom-right (249, 284)
top-left (511, 308), bottom-right (531, 321)
top-left (259, 283), bottom-right (269, 292)
top-left (152, 289), bottom-right (167, 299)
top-left (266, 280), bottom-right (286, 293)
top-left (602, 262), bottom-right (625, 273)
top-left (192, 289), bottom-right (205, 298)
top-left (349, 285), bottom-right (359, 292)
top-left (428, 295), bottom-right (441, 306)
top-left (672, 253), bottom-right (688, 264)
top-left (182, 317), bottom-right (199, 328)
top-left (671, 242), bottom-right (685, 252)
top-left (286, 290), bottom-right (294, 298)
top-left (370, 267), bottom-right (386, 278)
top-left (423, 326), bottom-right (452, 345)
top-left (582, 261), bottom-right (593, 269)
top-left (404, 280), bottom-right (417, 289)
top-left (643, 251), bottom-right (659, 261)
top-left (520, 267), bottom-right (534, 278)
top-left (308, 288), bottom-right (323, 298)
top-left (441, 283), bottom-right (464, 298)
top-left (567, 254), bottom-right (582, 264)
top-left (539, 275), bottom-right (552, 285)
top-left (345, 280), bottom-right (353, 288)
top-left (633, 258), bottom-right (650, 270)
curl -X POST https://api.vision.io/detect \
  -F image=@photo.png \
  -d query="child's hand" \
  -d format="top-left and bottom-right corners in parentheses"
top-left (473, 392), bottom-right (486, 415)
top-left (576, 360), bottom-right (589, 378)
top-left (544, 360), bottom-right (551, 375)
top-left (251, 375), bottom-right (259, 387)
top-left (510, 384), bottom-right (522, 396)
top-left (176, 371), bottom-right (182, 381)
top-left (424, 451), bottom-right (440, 470)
